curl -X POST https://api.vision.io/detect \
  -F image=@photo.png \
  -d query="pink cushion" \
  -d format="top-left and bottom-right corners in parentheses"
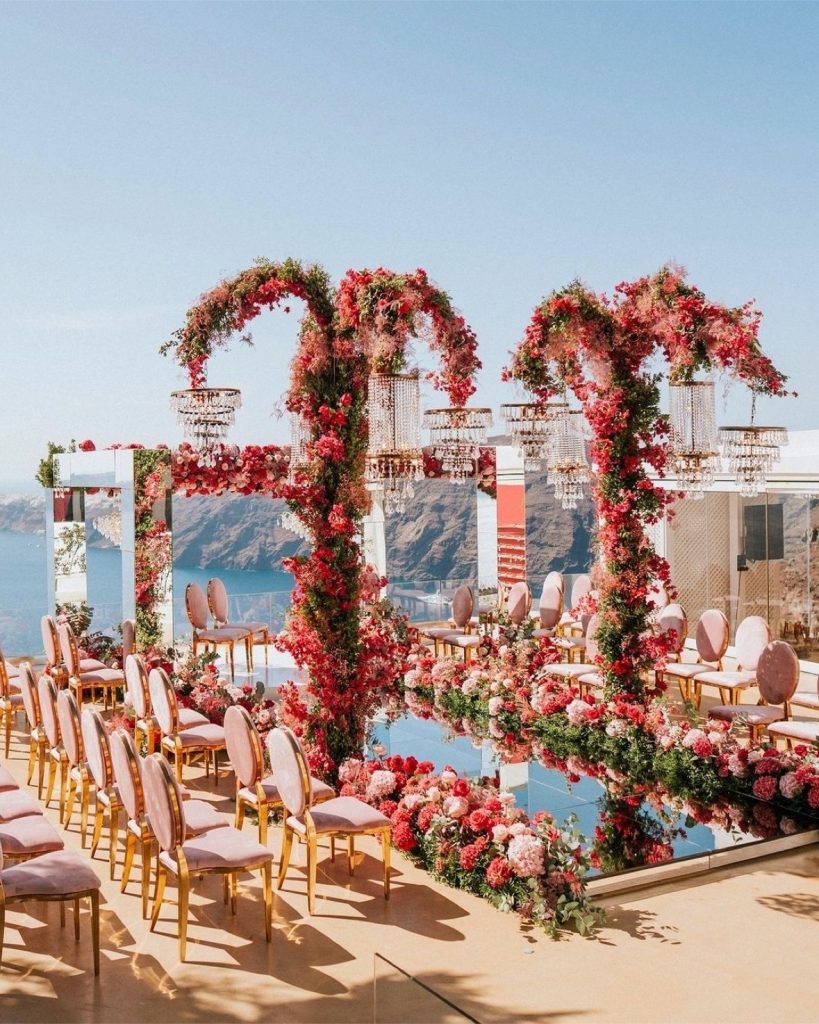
top-left (81, 710), bottom-right (111, 789)
top-left (532, 628), bottom-right (556, 639)
top-left (207, 577), bottom-right (230, 623)
top-left (506, 582), bottom-right (531, 625)
top-left (569, 574), bottom-right (591, 607)
top-left (662, 662), bottom-right (714, 680)
top-left (544, 571), bottom-right (564, 592)
top-left (125, 655), bottom-right (150, 717)
top-left (241, 774), bottom-right (334, 807)
top-left (792, 691), bottom-right (819, 711)
top-left (18, 665), bottom-right (40, 730)
top-left (547, 663), bottom-right (592, 678)
top-left (37, 674), bottom-right (60, 747)
top-left (696, 609), bottom-right (729, 664)
top-left (149, 668), bottom-right (177, 735)
top-left (0, 765), bottom-right (17, 791)
top-left (423, 627), bottom-right (463, 640)
top-left (585, 614), bottom-right (600, 662)
top-left (0, 849), bottom-right (101, 899)
top-left (288, 796), bottom-right (390, 835)
top-left (183, 799), bottom-right (229, 836)
top-left (3, 659), bottom-right (19, 680)
top-left (174, 723), bottom-right (225, 749)
top-left (267, 728), bottom-right (307, 817)
top-left (58, 623), bottom-right (79, 674)
top-left (658, 604), bottom-right (688, 655)
top-left (450, 586), bottom-right (474, 628)
top-left (142, 755), bottom-right (186, 852)
top-left (41, 616), bottom-right (59, 665)
top-left (160, 826), bottom-right (273, 874)
top-left (110, 729), bottom-right (142, 820)
top-left (57, 690), bottom-right (83, 767)
top-left (767, 720), bottom-right (819, 742)
top-left (0, 789), bottom-right (42, 821)
top-left (694, 670), bottom-right (756, 690)
top-left (76, 667), bottom-right (124, 686)
top-left (446, 634), bottom-right (481, 649)
top-left (224, 705), bottom-right (261, 788)
top-left (194, 627), bottom-right (251, 643)
top-left (186, 583), bottom-right (211, 630)
top-left (539, 585), bottom-right (563, 629)
top-left (122, 619), bottom-right (136, 661)
top-left (734, 616), bottom-right (772, 670)
top-left (757, 641), bottom-right (800, 705)
top-left (578, 672), bottom-right (604, 689)
top-left (0, 815), bottom-right (64, 855)
top-left (179, 707), bottom-right (209, 728)
top-left (79, 658), bottom-right (107, 672)
top-left (708, 705), bottom-right (785, 726)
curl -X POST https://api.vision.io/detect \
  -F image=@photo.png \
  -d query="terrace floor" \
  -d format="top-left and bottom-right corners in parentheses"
top-left (2, 713), bottom-right (819, 1024)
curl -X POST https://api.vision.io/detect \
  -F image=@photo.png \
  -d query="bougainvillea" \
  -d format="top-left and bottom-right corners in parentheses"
top-left (504, 266), bottom-right (788, 701)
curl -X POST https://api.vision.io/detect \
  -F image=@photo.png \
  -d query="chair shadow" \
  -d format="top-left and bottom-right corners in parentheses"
top-left (757, 892), bottom-right (819, 921)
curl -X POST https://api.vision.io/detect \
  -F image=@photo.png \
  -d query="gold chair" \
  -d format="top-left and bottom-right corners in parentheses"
top-left (37, 674), bottom-right (68, 821)
top-left (185, 583), bottom-right (250, 682)
top-left (149, 667), bottom-right (226, 784)
top-left (81, 708), bottom-right (123, 880)
top-left (0, 650), bottom-right (23, 759)
top-left (57, 690), bottom-right (92, 847)
top-left (17, 666), bottom-right (46, 798)
top-left (142, 753), bottom-right (273, 962)
top-left (207, 578), bottom-right (269, 669)
top-left (269, 726), bottom-right (391, 915)
top-left (59, 622), bottom-right (124, 709)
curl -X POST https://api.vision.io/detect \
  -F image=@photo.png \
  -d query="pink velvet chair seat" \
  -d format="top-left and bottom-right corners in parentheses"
top-left (792, 690), bottom-right (819, 711)
top-left (547, 663), bottom-right (592, 679)
top-left (181, 799), bottom-right (229, 835)
top-left (693, 669), bottom-right (756, 689)
top-left (532, 628), bottom-right (556, 639)
top-left (662, 663), bottom-right (713, 680)
top-left (287, 796), bottom-right (390, 836)
top-left (555, 635), bottom-right (587, 651)
top-left (95, 785), bottom-right (120, 809)
top-left (444, 634), bottom-right (481, 649)
top-left (159, 826), bottom-right (272, 874)
top-left (424, 627), bottom-right (463, 640)
top-left (76, 667), bottom-right (124, 686)
top-left (767, 720), bottom-right (819, 743)
top-left (0, 765), bottom-right (16, 791)
top-left (578, 671), bottom-right (604, 689)
top-left (3, 691), bottom-right (23, 708)
top-left (139, 707), bottom-right (209, 732)
top-left (0, 848), bottom-right (101, 899)
top-left (4, 660), bottom-right (19, 679)
top-left (0, 789), bottom-right (42, 821)
top-left (708, 705), bottom-right (785, 726)
top-left (0, 815), bottom-right (65, 855)
top-left (194, 627), bottom-right (252, 644)
top-left (241, 774), bottom-right (334, 806)
top-left (175, 724), bottom-right (226, 748)
top-left (80, 658), bottom-right (108, 672)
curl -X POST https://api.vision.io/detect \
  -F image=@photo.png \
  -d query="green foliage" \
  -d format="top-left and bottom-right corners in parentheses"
top-left (35, 439), bottom-right (76, 488)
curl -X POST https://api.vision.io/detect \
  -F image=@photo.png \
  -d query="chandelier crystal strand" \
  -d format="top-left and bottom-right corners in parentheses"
top-left (668, 380), bottom-right (720, 499)
top-left (546, 408), bottom-right (590, 510)
top-left (718, 424), bottom-right (788, 498)
top-left (93, 508), bottom-right (122, 546)
top-left (170, 388), bottom-right (241, 468)
top-left (422, 407), bottom-right (493, 484)
top-left (366, 372), bottom-right (423, 515)
top-left (500, 401), bottom-right (567, 469)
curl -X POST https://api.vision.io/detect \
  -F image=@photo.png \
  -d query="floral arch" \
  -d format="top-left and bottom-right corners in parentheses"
top-left (162, 258), bottom-right (481, 774)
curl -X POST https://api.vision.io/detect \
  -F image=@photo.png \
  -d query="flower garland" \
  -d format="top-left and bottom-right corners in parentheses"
top-left (336, 754), bottom-right (599, 936)
top-left (504, 266), bottom-right (789, 701)
top-left (163, 258), bottom-right (479, 776)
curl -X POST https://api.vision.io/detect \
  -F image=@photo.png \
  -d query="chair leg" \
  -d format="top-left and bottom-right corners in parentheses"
top-left (91, 801), bottom-right (104, 858)
top-left (121, 831), bottom-right (136, 893)
top-left (3, 705), bottom-right (10, 759)
top-left (64, 774), bottom-right (78, 832)
top-left (140, 838), bottom-right (153, 919)
top-left (235, 795), bottom-right (245, 831)
top-left (109, 807), bottom-right (119, 880)
top-left (178, 871), bottom-right (189, 962)
top-left (382, 828), bottom-right (391, 900)
top-left (277, 824), bottom-right (293, 889)
top-left (0, 899), bottom-right (5, 971)
top-left (90, 890), bottom-right (100, 976)
top-left (149, 864), bottom-right (167, 931)
top-left (258, 804), bottom-right (268, 847)
top-left (262, 862), bottom-right (272, 942)
top-left (44, 755), bottom-right (58, 810)
top-left (73, 898), bottom-right (80, 941)
top-left (80, 779), bottom-right (90, 848)
top-left (348, 835), bottom-right (355, 876)
top-left (307, 833), bottom-right (318, 915)
top-left (27, 737), bottom-right (37, 786)
top-left (58, 758), bottom-right (68, 824)
top-left (37, 739), bottom-right (46, 799)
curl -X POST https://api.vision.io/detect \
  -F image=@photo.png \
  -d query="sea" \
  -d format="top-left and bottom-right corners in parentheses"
top-left (0, 529), bottom-right (294, 657)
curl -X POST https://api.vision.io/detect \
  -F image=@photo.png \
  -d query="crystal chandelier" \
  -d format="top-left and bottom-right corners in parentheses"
top-left (93, 509), bottom-right (122, 546)
top-left (422, 407), bottom-right (493, 484)
top-left (500, 401), bottom-right (567, 468)
top-left (170, 387), bottom-right (241, 467)
top-left (366, 372), bottom-right (423, 515)
top-left (287, 412), bottom-right (311, 480)
top-left (279, 507), bottom-right (312, 542)
top-left (546, 408), bottom-right (590, 510)
top-left (718, 395), bottom-right (788, 498)
top-left (668, 380), bottom-right (720, 499)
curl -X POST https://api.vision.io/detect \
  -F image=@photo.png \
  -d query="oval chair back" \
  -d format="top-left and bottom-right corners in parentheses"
top-left (57, 690), bottom-right (84, 768)
top-left (450, 585), bottom-right (474, 629)
top-left (148, 668), bottom-right (179, 737)
top-left (41, 615), bottom-right (60, 667)
top-left (585, 614), bottom-right (602, 664)
top-left (37, 674), bottom-right (61, 748)
top-left (207, 578), bottom-right (230, 626)
top-left (141, 754), bottom-right (186, 853)
top-left (0, 650), bottom-right (10, 700)
top-left (81, 708), bottom-right (113, 791)
top-left (110, 728), bottom-right (144, 821)
top-left (756, 641), bottom-right (800, 706)
top-left (734, 615), bottom-right (772, 671)
top-left (658, 603), bottom-right (688, 656)
top-left (58, 623), bottom-right (80, 676)
top-left (544, 571), bottom-right (564, 593)
top-left (648, 581), bottom-right (670, 612)
top-left (539, 584), bottom-right (563, 629)
top-left (125, 655), bottom-right (150, 719)
top-left (569, 574), bottom-right (592, 609)
top-left (267, 727), bottom-right (310, 818)
top-left (695, 609), bottom-right (729, 664)
top-left (506, 582), bottom-right (531, 625)
top-left (121, 619), bottom-right (136, 662)
top-left (185, 583), bottom-right (210, 631)
top-left (19, 664), bottom-right (41, 730)
top-left (224, 705), bottom-right (263, 789)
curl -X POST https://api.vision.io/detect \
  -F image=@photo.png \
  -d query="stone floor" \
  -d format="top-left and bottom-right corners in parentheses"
top-left (3, 712), bottom-right (819, 1023)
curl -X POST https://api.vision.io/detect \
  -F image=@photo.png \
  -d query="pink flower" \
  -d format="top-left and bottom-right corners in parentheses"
top-left (443, 796), bottom-right (469, 819)
top-left (752, 776), bottom-right (778, 801)
top-left (366, 769), bottom-right (397, 801)
top-left (507, 834), bottom-right (545, 878)
top-left (779, 772), bottom-right (803, 800)
top-left (486, 855), bottom-right (513, 888)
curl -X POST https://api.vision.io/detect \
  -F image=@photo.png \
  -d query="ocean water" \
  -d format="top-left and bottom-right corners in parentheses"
top-left (0, 529), bottom-right (293, 657)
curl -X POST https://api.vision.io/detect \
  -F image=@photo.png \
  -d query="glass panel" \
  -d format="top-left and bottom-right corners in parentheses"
top-left (525, 472), bottom-right (595, 590)
top-left (52, 488), bottom-right (88, 615)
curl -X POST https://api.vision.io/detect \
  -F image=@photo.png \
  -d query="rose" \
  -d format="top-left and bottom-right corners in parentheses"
top-left (486, 856), bottom-right (513, 889)
top-left (443, 796), bottom-right (469, 819)
top-left (452, 779), bottom-right (470, 798)
top-left (467, 809), bottom-right (492, 834)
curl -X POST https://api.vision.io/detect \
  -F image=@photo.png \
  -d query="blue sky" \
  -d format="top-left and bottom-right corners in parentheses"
top-left (2, 2), bottom-right (817, 489)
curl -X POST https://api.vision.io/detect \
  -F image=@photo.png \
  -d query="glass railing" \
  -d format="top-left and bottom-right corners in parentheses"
top-left (373, 954), bottom-right (480, 1024)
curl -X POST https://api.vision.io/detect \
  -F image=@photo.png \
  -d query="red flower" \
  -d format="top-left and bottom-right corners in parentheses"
top-left (486, 856), bottom-right (513, 889)
top-left (752, 776), bottom-right (778, 801)
top-left (458, 842), bottom-right (482, 872)
top-left (393, 821), bottom-right (416, 851)
top-left (452, 779), bottom-right (470, 797)
top-left (467, 809), bottom-right (492, 834)
top-left (416, 805), bottom-right (436, 833)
